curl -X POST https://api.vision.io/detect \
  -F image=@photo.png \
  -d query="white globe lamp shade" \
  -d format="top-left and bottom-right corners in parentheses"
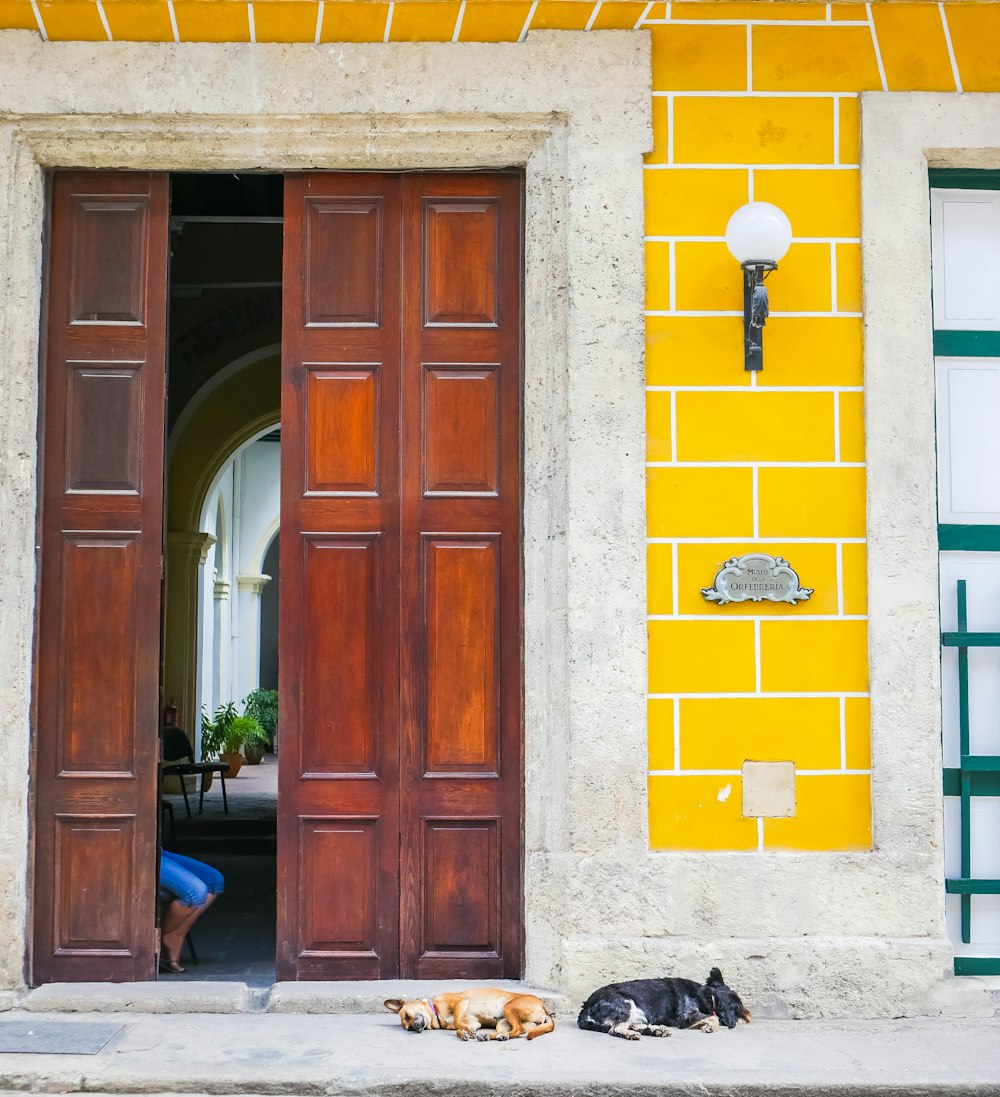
top-left (725, 202), bottom-right (792, 265)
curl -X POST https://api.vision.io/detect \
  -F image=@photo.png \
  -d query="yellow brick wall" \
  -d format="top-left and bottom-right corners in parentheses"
top-left (7, 0), bottom-right (999, 852)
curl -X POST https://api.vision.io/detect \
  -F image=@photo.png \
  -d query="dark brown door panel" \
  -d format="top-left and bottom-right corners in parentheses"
top-left (34, 172), bottom-right (168, 984)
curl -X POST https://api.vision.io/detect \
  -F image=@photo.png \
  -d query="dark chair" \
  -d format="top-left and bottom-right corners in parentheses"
top-left (161, 727), bottom-right (230, 818)
top-left (160, 796), bottom-right (176, 843)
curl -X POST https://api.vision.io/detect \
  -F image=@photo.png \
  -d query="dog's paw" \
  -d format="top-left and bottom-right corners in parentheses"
top-left (648, 1025), bottom-right (671, 1038)
top-left (494, 1033), bottom-right (509, 1042)
top-left (457, 1029), bottom-right (475, 1041)
top-left (474, 1031), bottom-right (491, 1042)
top-left (691, 1016), bottom-right (720, 1034)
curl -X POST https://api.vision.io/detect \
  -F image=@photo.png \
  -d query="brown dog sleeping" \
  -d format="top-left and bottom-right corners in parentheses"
top-left (384, 987), bottom-right (555, 1041)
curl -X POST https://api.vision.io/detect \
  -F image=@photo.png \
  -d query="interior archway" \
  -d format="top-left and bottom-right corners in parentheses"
top-left (163, 350), bottom-right (280, 737)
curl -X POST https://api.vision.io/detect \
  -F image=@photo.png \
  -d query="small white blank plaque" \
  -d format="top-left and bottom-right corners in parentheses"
top-left (742, 760), bottom-right (796, 818)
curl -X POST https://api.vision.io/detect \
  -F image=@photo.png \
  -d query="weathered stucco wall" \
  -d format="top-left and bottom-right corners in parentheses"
top-left (0, 30), bottom-right (653, 997)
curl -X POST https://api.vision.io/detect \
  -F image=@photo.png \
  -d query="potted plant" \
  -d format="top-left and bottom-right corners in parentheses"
top-left (234, 714), bottom-right (269, 766)
top-left (201, 701), bottom-right (237, 760)
top-left (200, 702), bottom-right (268, 777)
top-left (243, 688), bottom-right (278, 758)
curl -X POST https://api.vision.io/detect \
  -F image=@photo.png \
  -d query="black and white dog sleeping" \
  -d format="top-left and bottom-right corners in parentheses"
top-left (577, 968), bottom-right (751, 1039)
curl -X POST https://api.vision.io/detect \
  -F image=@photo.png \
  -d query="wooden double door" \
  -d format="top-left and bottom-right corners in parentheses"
top-left (32, 170), bottom-right (523, 983)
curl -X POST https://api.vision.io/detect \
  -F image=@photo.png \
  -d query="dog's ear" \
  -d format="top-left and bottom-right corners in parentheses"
top-left (706, 967), bottom-right (725, 987)
top-left (384, 998), bottom-right (405, 1013)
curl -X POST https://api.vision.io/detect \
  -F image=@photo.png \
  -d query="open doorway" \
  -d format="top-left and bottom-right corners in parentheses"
top-left (32, 168), bottom-right (524, 985)
top-left (159, 173), bottom-right (282, 985)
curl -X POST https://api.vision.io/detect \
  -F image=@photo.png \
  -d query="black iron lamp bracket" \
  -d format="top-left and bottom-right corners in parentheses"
top-left (740, 259), bottom-right (777, 372)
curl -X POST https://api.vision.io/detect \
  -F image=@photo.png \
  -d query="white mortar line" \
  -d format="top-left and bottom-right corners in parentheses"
top-left (95, 0), bottom-right (113, 40)
top-left (939, 4), bottom-right (963, 93)
top-left (653, 770), bottom-right (742, 777)
top-left (645, 163), bottom-right (860, 171)
top-left (668, 240), bottom-right (676, 311)
top-left (314, 0), bottom-right (324, 43)
top-left (670, 390), bottom-right (677, 462)
top-left (518, 1), bottom-right (538, 41)
top-left (833, 391), bottom-right (842, 463)
top-left (452, 0), bottom-right (466, 42)
top-left (635, 2), bottom-right (655, 29)
top-left (865, 3), bottom-right (888, 92)
top-left (795, 769), bottom-right (875, 776)
top-left (748, 167), bottom-right (754, 202)
top-left (647, 460), bottom-right (866, 468)
top-left (648, 537), bottom-right (867, 544)
top-left (248, 1), bottom-right (256, 43)
top-left (826, 3), bottom-right (831, 20)
top-left (585, 1), bottom-right (602, 31)
top-left (645, 310), bottom-right (863, 318)
top-left (29, 0), bottom-right (48, 40)
top-left (671, 541), bottom-right (679, 617)
top-left (649, 692), bottom-right (870, 699)
top-left (647, 385), bottom-right (865, 393)
top-left (166, 0), bottom-right (180, 42)
top-left (836, 540), bottom-right (844, 616)
top-left (830, 242), bottom-right (838, 313)
top-left (754, 619), bottom-right (762, 692)
top-left (646, 19), bottom-right (871, 27)
top-left (652, 90), bottom-right (860, 98)
top-left (649, 614), bottom-right (869, 622)
top-left (833, 95), bottom-right (841, 167)
top-left (757, 816), bottom-right (764, 853)
top-left (746, 22), bottom-right (752, 92)
top-left (667, 94), bottom-right (674, 164)
top-left (644, 235), bottom-right (862, 244)
top-left (839, 695), bottom-right (847, 770)
top-left (383, 2), bottom-right (394, 42)
top-left (650, 768), bottom-right (871, 777)
top-left (673, 695), bottom-right (681, 772)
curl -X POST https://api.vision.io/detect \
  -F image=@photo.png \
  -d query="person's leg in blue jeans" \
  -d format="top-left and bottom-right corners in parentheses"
top-left (159, 850), bottom-right (225, 972)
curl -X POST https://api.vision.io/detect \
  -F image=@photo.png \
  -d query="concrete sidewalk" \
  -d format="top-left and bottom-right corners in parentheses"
top-left (0, 1007), bottom-right (998, 1096)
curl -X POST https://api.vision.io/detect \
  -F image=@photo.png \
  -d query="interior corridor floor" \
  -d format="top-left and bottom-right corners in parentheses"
top-left (161, 754), bottom-right (277, 986)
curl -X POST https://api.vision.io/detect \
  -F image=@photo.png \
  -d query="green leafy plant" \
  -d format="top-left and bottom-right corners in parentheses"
top-left (242, 688), bottom-right (278, 741)
top-left (226, 715), bottom-right (267, 755)
top-left (200, 701), bottom-right (238, 760)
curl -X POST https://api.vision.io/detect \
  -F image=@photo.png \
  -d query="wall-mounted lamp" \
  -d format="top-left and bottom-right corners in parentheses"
top-left (724, 202), bottom-right (792, 372)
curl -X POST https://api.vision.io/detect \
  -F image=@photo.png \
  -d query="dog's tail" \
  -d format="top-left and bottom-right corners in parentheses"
top-left (527, 1010), bottom-right (555, 1040)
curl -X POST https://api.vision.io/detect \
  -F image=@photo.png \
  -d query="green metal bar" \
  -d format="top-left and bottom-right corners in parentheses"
top-left (929, 168), bottom-right (1000, 191)
top-left (954, 957), bottom-right (1000, 976)
top-left (939, 525), bottom-right (1000, 552)
top-left (961, 771), bottom-right (972, 944)
top-left (946, 879), bottom-right (1000, 895)
top-left (957, 582), bottom-right (972, 944)
top-left (960, 755), bottom-right (1000, 772)
top-left (942, 632), bottom-right (1000, 647)
top-left (933, 330), bottom-right (1000, 358)
top-left (944, 769), bottom-right (1000, 796)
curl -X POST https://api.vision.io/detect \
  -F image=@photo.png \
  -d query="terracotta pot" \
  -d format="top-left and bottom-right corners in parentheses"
top-left (219, 751), bottom-right (244, 778)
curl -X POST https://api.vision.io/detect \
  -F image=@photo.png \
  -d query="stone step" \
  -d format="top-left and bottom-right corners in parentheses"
top-left (15, 980), bottom-right (570, 1016)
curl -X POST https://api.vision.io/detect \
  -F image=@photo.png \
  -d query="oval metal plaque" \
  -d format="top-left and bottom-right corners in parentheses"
top-left (701, 553), bottom-right (813, 606)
